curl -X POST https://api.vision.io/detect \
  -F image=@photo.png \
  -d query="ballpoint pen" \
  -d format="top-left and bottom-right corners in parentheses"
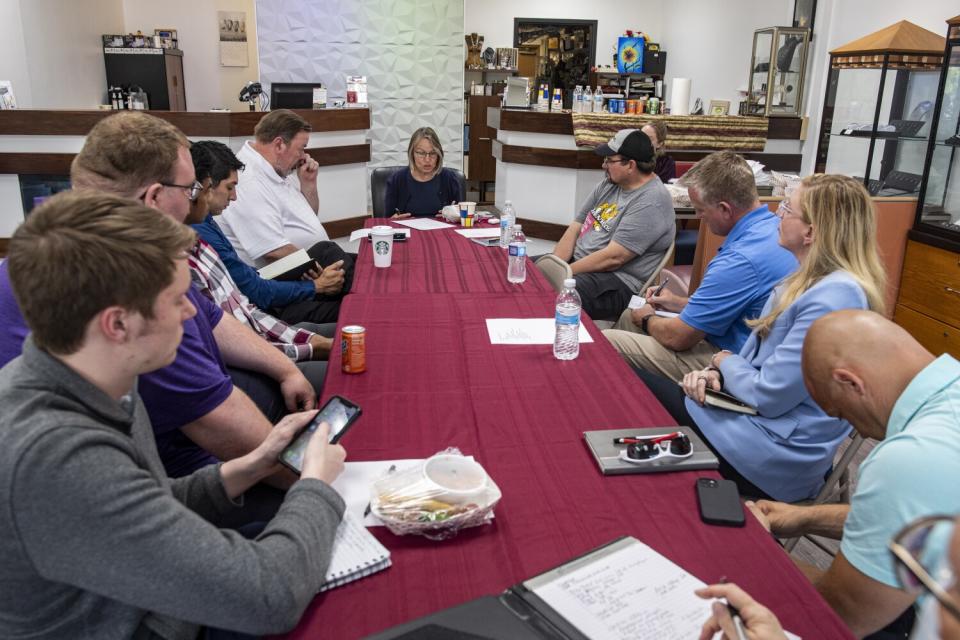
top-left (613, 431), bottom-right (682, 444)
top-left (719, 576), bottom-right (748, 640)
top-left (651, 276), bottom-right (670, 298)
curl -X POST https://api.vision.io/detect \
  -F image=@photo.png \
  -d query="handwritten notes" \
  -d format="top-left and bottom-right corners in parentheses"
top-left (529, 539), bottom-right (710, 640)
top-left (485, 318), bottom-right (593, 345)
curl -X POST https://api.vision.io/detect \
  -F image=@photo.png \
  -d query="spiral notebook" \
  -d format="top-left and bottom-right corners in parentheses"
top-left (319, 512), bottom-right (392, 592)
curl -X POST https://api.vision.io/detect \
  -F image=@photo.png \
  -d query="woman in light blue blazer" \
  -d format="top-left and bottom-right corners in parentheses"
top-left (636, 174), bottom-right (886, 501)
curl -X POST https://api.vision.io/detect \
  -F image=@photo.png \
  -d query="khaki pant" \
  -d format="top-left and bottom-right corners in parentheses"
top-left (602, 308), bottom-right (717, 382)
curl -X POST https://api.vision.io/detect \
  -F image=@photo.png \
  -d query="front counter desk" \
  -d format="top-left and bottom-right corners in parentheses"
top-left (488, 107), bottom-right (804, 231)
top-left (0, 108), bottom-right (372, 246)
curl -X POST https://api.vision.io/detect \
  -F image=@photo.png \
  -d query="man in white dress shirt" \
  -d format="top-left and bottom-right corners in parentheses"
top-left (217, 109), bottom-right (353, 323)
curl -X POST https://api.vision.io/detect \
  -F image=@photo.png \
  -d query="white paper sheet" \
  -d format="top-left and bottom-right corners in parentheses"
top-left (393, 218), bottom-right (454, 231)
top-left (531, 540), bottom-right (711, 640)
top-left (455, 228), bottom-right (501, 238)
top-left (486, 318), bottom-right (593, 345)
top-left (330, 459), bottom-right (423, 526)
top-left (656, 310), bottom-right (680, 319)
top-left (349, 228), bottom-right (411, 242)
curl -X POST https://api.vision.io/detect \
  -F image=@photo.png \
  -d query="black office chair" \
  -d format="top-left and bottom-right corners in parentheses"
top-left (370, 165), bottom-right (467, 217)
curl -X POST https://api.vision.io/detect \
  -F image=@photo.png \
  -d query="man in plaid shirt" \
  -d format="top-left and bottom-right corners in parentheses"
top-left (185, 167), bottom-right (333, 391)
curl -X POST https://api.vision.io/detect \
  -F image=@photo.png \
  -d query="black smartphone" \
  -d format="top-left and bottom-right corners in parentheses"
top-left (695, 478), bottom-right (745, 527)
top-left (366, 232), bottom-right (408, 242)
top-left (279, 395), bottom-right (361, 474)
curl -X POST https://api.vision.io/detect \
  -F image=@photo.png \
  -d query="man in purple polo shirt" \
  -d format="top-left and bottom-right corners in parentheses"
top-left (0, 112), bottom-right (316, 482)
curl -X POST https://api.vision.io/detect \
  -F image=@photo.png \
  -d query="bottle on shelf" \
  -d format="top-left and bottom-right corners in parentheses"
top-left (551, 88), bottom-right (562, 111)
top-left (573, 85), bottom-right (583, 113)
top-left (553, 278), bottom-right (582, 360)
top-left (500, 200), bottom-right (515, 249)
top-left (594, 86), bottom-right (604, 112)
top-left (583, 86), bottom-right (594, 113)
top-left (507, 224), bottom-right (527, 284)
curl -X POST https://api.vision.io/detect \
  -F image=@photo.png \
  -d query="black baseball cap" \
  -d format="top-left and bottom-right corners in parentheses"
top-left (594, 129), bottom-right (655, 164)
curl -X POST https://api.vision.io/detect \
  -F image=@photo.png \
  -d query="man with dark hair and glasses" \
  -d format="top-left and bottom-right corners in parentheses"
top-left (189, 140), bottom-right (350, 326)
top-left (550, 128), bottom-right (675, 322)
top-left (744, 310), bottom-right (960, 638)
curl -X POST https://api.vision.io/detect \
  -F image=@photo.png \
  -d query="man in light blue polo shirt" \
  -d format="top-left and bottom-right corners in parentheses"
top-left (748, 310), bottom-right (960, 638)
top-left (604, 150), bottom-right (796, 380)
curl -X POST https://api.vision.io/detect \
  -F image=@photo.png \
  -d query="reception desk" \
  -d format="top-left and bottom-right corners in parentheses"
top-left (488, 108), bottom-right (803, 234)
top-left (0, 108), bottom-right (372, 246)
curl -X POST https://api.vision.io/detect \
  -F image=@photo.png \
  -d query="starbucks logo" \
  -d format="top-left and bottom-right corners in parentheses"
top-left (374, 240), bottom-right (390, 255)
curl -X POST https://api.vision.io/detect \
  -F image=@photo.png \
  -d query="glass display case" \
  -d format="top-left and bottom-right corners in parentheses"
top-left (916, 15), bottom-right (960, 238)
top-left (745, 26), bottom-right (810, 117)
top-left (814, 21), bottom-right (945, 195)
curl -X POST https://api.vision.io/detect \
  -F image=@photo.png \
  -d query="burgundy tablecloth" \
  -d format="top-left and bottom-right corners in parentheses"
top-left (352, 218), bottom-right (554, 294)
top-left (277, 292), bottom-right (854, 639)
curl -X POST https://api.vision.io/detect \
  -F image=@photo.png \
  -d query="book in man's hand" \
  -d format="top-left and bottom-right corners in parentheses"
top-left (256, 249), bottom-right (317, 281)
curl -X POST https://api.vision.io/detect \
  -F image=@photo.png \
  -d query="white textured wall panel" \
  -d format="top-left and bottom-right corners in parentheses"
top-left (256, 0), bottom-right (465, 182)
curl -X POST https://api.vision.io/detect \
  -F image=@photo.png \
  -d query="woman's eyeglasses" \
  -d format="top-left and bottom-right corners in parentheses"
top-left (413, 150), bottom-right (439, 159)
top-left (889, 514), bottom-right (960, 622)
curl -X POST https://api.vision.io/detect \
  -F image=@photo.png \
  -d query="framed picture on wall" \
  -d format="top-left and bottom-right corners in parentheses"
top-left (792, 0), bottom-right (817, 33)
top-left (709, 100), bottom-right (730, 116)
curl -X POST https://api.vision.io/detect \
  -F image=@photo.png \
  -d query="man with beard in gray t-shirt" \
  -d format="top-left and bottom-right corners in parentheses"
top-left (551, 129), bottom-right (675, 321)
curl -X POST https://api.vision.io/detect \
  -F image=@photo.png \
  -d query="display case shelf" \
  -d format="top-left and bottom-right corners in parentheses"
top-left (745, 26), bottom-right (810, 118)
top-left (814, 20), bottom-right (945, 195)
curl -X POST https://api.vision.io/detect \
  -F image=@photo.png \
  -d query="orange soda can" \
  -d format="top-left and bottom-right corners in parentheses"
top-left (341, 325), bottom-right (366, 373)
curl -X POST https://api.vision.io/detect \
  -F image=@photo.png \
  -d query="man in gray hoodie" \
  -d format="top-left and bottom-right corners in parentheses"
top-left (0, 191), bottom-right (346, 638)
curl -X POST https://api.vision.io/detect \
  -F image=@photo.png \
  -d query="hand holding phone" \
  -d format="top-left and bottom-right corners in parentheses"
top-left (696, 478), bottom-right (745, 527)
top-left (300, 421), bottom-right (347, 485)
top-left (280, 395), bottom-right (361, 474)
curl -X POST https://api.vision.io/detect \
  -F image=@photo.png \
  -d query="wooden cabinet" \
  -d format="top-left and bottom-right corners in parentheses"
top-left (467, 95), bottom-right (500, 183)
top-left (895, 239), bottom-right (960, 359)
top-left (104, 48), bottom-right (186, 111)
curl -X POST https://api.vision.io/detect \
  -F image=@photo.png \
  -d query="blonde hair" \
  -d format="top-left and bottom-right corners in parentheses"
top-left (749, 174), bottom-right (886, 337)
top-left (407, 127), bottom-right (444, 177)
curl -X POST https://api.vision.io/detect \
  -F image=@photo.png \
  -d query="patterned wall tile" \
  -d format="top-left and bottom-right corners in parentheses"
top-left (256, 0), bottom-right (464, 177)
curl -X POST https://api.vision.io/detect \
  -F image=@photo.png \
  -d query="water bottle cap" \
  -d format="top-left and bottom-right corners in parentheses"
top-left (504, 200), bottom-right (512, 205)
top-left (563, 278), bottom-right (576, 288)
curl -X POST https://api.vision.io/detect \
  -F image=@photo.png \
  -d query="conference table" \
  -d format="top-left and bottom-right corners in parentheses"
top-left (278, 219), bottom-right (854, 639)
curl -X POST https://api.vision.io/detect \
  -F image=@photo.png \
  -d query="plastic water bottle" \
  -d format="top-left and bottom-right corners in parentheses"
top-left (594, 86), bottom-right (604, 112)
top-left (500, 200), bottom-right (515, 249)
top-left (572, 85), bottom-right (583, 113)
top-left (583, 86), bottom-right (594, 113)
top-left (553, 278), bottom-right (582, 360)
top-left (507, 225), bottom-right (527, 284)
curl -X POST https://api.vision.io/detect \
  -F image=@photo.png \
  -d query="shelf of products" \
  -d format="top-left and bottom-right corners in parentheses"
top-left (746, 26), bottom-right (809, 118)
top-left (588, 71), bottom-right (663, 100)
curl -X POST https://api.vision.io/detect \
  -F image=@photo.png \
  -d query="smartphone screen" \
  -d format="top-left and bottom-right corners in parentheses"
top-left (279, 395), bottom-right (360, 473)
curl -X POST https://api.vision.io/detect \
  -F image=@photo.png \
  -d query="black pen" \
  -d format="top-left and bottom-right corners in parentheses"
top-left (651, 276), bottom-right (670, 298)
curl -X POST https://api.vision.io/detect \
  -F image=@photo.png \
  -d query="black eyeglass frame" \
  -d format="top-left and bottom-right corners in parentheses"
top-left (160, 180), bottom-right (204, 202)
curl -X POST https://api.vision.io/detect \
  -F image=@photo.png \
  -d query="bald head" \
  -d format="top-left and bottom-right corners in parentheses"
top-left (802, 310), bottom-right (934, 439)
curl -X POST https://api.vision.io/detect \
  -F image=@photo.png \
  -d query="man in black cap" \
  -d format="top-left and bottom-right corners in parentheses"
top-left (551, 128), bottom-right (675, 321)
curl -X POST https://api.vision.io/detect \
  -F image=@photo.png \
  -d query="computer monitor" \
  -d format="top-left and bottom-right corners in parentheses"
top-left (270, 82), bottom-right (324, 109)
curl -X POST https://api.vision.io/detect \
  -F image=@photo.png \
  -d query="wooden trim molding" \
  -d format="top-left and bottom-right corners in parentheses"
top-left (306, 143), bottom-right (370, 167)
top-left (489, 108), bottom-right (804, 141)
top-left (0, 153), bottom-right (74, 175)
top-left (493, 141), bottom-right (803, 172)
top-left (1, 144), bottom-right (371, 177)
top-left (0, 108), bottom-right (371, 137)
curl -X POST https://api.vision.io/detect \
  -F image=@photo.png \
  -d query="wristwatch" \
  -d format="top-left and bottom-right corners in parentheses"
top-left (640, 314), bottom-right (652, 335)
